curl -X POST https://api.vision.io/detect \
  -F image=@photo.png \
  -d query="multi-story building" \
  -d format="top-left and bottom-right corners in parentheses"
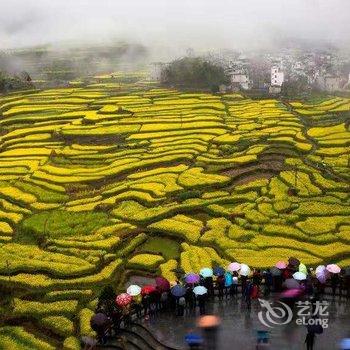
top-left (271, 66), bottom-right (284, 87)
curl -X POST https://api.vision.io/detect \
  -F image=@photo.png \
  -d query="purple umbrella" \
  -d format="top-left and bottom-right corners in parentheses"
top-left (316, 271), bottom-right (328, 284)
top-left (185, 273), bottom-right (200, 284)
top-left (283, 278), bottom-right (300, 290)
top-left (90, 313), bottom-right (109, 331)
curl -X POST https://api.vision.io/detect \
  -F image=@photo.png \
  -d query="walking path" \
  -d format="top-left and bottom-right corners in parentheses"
top-left (139, 295), bottom-right (350, 350)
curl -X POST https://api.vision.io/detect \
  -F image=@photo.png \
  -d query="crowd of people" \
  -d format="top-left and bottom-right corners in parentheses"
top-left (89, 258), bottom-right (350, 349)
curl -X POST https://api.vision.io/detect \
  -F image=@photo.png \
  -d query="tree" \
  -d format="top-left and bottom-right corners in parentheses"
top-left (162, 56), bottom-right (229, 90)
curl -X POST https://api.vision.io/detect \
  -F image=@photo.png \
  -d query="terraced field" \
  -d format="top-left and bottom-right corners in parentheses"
top-left (0, 82), bottom-right (349, 349)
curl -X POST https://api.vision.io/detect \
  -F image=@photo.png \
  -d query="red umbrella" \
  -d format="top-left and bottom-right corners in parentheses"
top-left (141, 285), bottom-right (156, 296)
top-left (155, 277), bottom-right (170, 291)
top-left (116, 293), bottom-right (132, 307)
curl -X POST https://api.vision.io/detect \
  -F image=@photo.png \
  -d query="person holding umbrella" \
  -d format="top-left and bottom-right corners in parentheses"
top-left (224, 271), bottom-right (233, 298)
top-left (305, 331), bottom-right (316, 350)
top-left (200, 268), bottom-right (214, 298)
top-left (194, 286), bottom-right (208, 315)
top-left (216, 274), bottom-right (225, 300)
top-left (185, 283), bottom-right (195, 311)
top-left (90, 311), bottom-right (111, 345)
top-left (326, 264), bottom-right (341, 297)
top-left (230, 272), bottom-right (239, 296)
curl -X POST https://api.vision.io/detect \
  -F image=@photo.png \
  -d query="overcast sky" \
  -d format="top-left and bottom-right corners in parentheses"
top-left (1, 0), bottom-right (349, 50)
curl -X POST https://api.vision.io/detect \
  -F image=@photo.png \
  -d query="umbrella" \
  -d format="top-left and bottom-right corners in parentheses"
top-left (200, 268), bottom-right (213, 278)
top-left (280, 288), bottom-right (303, 299)
top-left (276, 261), bottom-right (287, 269)
top-left (299, 263), bottom-right (308, 274)
top-left (340, 338), bottom-right (350, 349)
top-left (288, 257), bottom-right (300, 267)
top-left (270, 266), bottom-right (282, 276)
top-left (155, 277), bottom-right (170, 291)
top-left (90, 313), bottom-right (109, 330)
top-left (116, 293), bottom-right (132, 307)
top-left (307, 324), bottom-right (324, 334)
top-left (293, 272), bottom-right (307, 281)
top-left (185, 333), bottom-right (203, 346)
top-left (316, 272), bottom-right (328, 284)
top-left (213, 266), bottom-right (225, 276)
top-left (171, 284), bottom-right (186, 297)
top-left (326, 264), bottom-right (341, 274)
top-left (240, 264), bottom-right (251, 276)
top-left (193, 286), bottom-right (208, 296)
top-left (126, 284), bottom-right (141, 296)
top-left (315, 265), bottom-right (326, 274)
top-left (185, 273), bottom-right (200, 284)
top-left (227, 262), bottom-right (241, 272)
top-left (141, 285), bottom-right (156, 296)
top-left (283, 278), bottom-right (300, 290)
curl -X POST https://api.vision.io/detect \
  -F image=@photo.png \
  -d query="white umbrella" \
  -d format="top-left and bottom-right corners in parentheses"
top-left (193, 286), bottom-right (208, 296)
top-left (126, 284), bottom-right (141, 296)
top-left (240, 264), bottom-right (251, 276)
top-left (293, 272), bottom-right (307, 281)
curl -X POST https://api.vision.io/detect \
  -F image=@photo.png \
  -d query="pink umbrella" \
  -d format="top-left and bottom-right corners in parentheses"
top-left (276, 261), bottom-right (287, 269)
top-left (227, 262), bottom-right (241, 272)
top-left (326, 264), bottom-right (341, 274)
top-left (155, 277), bottom-right (170, 291)
top-left (116, 293), bottom-right (132, 307)
top-left (280, 288), bottom-right (303, 299)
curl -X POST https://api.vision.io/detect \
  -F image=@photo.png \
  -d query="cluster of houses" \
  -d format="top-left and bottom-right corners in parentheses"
top-left (151, 49), bottom-right (350, 94)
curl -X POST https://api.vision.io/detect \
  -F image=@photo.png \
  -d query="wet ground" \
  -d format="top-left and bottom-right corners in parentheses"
top-left (139, 295), bottom-right (350, 350)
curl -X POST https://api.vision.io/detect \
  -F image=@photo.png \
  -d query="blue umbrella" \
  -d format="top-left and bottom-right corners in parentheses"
top-left (200, 267), bottom-right (213, 278)
top-left (185, 333), bottom-right (203, 346)
top-left (171, 284), bottom-right (186, 297)
top-left (340, 338), bottom-right (350, 350)
top-left (213, 266), bottom-right (225, 276)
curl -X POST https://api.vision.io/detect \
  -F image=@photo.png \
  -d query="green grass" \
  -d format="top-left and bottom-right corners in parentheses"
top-left (19, 210), bottom-right (110, 241)
top-left (140, 237), bottom-right (180, 260)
